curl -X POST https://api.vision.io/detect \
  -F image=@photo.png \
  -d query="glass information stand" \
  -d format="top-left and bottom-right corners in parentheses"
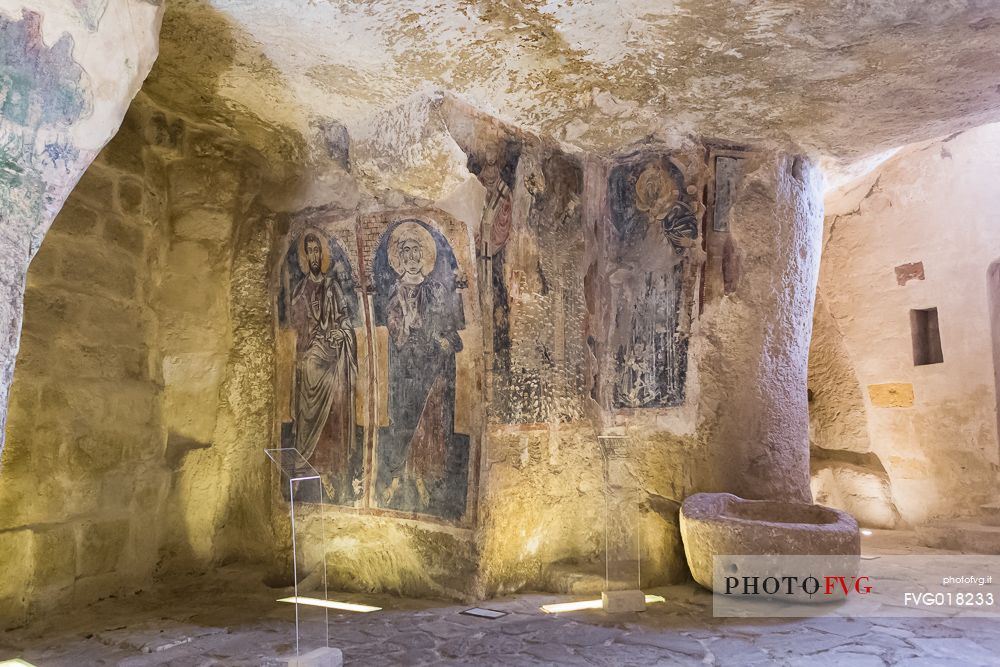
top-left (597, 435), bottom-right (645, 612)
top-left (264, 448), bottom-right (331, 658)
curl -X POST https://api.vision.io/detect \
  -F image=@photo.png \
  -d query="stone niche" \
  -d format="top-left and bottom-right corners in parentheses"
top-left (269, 95), bottom-right (823, 599)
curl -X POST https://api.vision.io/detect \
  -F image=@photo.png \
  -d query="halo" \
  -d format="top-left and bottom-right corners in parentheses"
top-left (297, 228), bottom-right (331, 275)
top-left (635, 165), bottom-right (677, 219)
top-left (387, 220), bottom-right (436, 277)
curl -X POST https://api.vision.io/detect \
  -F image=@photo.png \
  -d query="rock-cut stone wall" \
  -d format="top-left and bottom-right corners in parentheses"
top-left (0, 1), bottom-right (162, 626)
top-left (0, 90), bottom-right (296, 626)
top-left (268, 95), bottom-right (825, 599)
top-left (810, 124), bottom-right (1000, 527)
top-left (0, 1), bottom-right (162, 458)
top-left (0, 101), bottom-right (170, 625)
top-left (0, 85), bottom-right (824, 619)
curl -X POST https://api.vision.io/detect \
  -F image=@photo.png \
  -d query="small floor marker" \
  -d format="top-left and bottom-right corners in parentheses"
top-left (461, 608), bottom-right (508, 619)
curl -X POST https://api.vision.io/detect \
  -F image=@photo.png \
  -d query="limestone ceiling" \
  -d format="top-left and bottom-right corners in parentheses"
top-left (153, 0), bottom-right (1000, 166)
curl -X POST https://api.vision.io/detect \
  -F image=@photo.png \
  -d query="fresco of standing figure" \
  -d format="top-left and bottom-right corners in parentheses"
top-left (373, 219), bottom-right (469, 519)
top-left (288, 230), bottom-right (358, 502)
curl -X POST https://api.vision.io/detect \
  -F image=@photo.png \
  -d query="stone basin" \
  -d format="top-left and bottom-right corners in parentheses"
top-left (679, 492), bottom-right (860, 592)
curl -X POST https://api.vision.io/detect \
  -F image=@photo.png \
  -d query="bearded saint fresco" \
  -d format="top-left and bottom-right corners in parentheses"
top-left (284, 229), bottom-right (359, 503)
top-left (372, 219), bottom-right (470, 520)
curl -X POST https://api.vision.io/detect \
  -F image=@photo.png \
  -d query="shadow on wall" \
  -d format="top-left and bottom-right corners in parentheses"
top-left (128, 0), bottom-right (308, 574)
top-left (0, 1), bottom-right (307, 627)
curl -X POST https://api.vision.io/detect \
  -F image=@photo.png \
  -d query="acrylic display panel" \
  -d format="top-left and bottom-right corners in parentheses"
top-left (598, 436), bottom-right (641, 592)
top-left (264, 448), bottom-right (331, 657)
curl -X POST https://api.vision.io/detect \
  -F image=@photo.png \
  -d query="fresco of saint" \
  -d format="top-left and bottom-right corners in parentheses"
top-left (289, 230), bottom-right (358, 500)
top-left (608, 157), bottom-right (698, 408)
top-left (373, 219), bottom-right (469, 518)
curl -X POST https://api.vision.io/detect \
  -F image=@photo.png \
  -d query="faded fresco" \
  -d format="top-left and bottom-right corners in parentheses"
top-left (277, 227), bottom-right (364, 504)
top-left (1, 11), bottom-right (89, 234)
top-left (464, 131), bottom-right (587, 425)
top-left (275, 211), bottom-right (478, 523)
top-left (517, 149), bottom-right (587, 422)
top-left (467, 138), bottom-right (519, 392)
top-left (370, 218), bottom-right (470, 520)
top-left (72, 0), bottom-right (110, 32)
top-left (607, 152), bottom-right (700, 408)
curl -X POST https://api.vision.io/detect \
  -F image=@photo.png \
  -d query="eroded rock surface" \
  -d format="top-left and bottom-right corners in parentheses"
top-left (160, 0), bottom-right (1000, 167)
top-left (812, 124), bottom-right (1000, 526)
top-left (4, 0), bottom-right (1000, 635)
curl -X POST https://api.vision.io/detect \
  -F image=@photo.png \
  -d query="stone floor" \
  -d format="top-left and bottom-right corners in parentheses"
top-left (2, 531), bottom-right (999, 666)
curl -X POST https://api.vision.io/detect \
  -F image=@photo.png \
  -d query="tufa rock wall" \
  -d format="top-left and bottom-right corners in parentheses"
top-left (0, 99), bottom-right (171, 625)
top-left (2, 89), bottom-right (825, 616)
top-left (267, 96), bottom-right (824, 599)
top-left (0, 90), bottom-right (301, 626)
top-left (0, 1), bottom-right (162, 458)
top-left (811, 124), bottom-right (1000, 526)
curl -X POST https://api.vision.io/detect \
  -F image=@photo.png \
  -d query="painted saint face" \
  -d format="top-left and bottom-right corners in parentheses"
top-left (305, 238), bottom-right (322, 275)
top-left (399, 237), bottom-right (425, 277)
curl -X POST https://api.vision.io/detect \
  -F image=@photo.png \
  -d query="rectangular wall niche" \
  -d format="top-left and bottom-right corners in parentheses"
top-left (910, 307), bottom-right (944, 366)
top-left (713, 156), bottom-right (742, 232)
